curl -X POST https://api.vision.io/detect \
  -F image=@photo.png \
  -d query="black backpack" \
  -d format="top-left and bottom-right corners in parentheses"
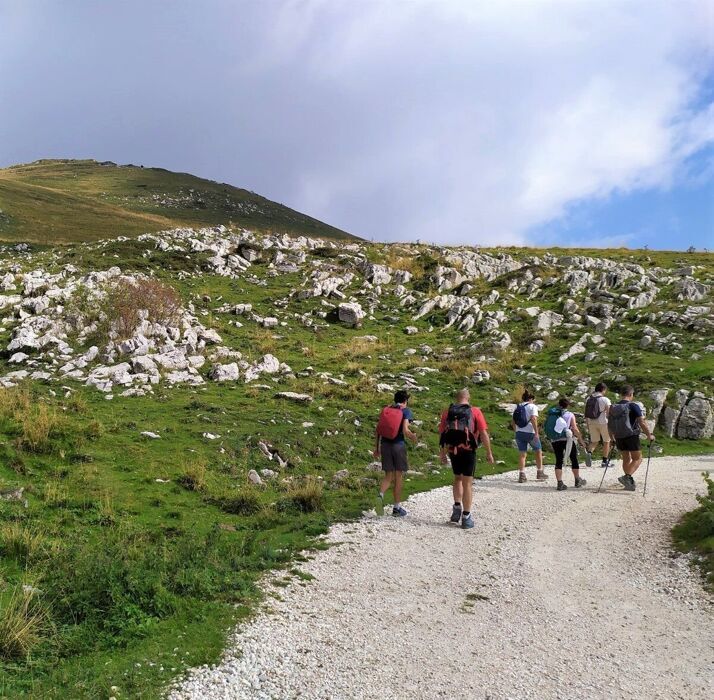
top-left (584, 394), bottom-right (603, 420)
top-left (443, 403), bottom-right (477, 453)
top-left (608, 402), bottom-right (640, 439)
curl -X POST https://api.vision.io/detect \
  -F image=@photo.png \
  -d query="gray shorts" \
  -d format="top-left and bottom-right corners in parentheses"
top-left (381, 441), bottom-right (408, 472)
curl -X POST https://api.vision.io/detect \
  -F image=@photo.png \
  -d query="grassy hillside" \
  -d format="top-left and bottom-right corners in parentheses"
top-left (0, 228), bottom-right (712, 698)
top-left (0, 159), bottom-right (355, 244)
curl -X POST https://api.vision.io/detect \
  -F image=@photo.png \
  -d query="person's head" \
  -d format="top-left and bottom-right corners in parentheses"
top-left (595, 382), bottom-right (607, 394)
top-left (620, 384), bottom-right (634, 400)
top-left (522, 390), bottom-right (535, 403)
top-left (558, 397), bottom-right (570, 409)
top-left (394, 389), bottom-right (410, 406)
top-left (456, 387), bottom-right (470, 404)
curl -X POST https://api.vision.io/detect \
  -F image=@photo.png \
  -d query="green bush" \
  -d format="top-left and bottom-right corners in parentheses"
top-left (673, 472), bottom-right (714, 590)
top-left (277, 479), bottom-right (323, 513)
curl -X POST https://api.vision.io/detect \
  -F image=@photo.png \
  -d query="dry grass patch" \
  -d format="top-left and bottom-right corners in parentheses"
top-left (0, 586), bottom-right (48, 660)
top-left (340, 336), bottom-right (383, 360)
top-left (177, 459), bottom-right (208, 492)
top-left (0, 523), bottom-right (44, 564)
top-left (278, 478), bottom-right (323, 513)
top-left (18, 403), bottom-right (67, 453)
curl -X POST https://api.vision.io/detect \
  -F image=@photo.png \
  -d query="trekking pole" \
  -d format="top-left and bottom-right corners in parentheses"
top-left (596, 459), bottom-right (609, 493)
top-left (596, 445), bottom-right (616, 494)
top-left (642, 441), bottom-right (652, 498)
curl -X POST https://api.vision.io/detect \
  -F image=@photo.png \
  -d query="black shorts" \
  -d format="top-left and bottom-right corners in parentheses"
top-left (449, 450), bottom-right (476, 477)
top-left (615, 435), bottom-right (641, 453)
top-left (381, 441), bottom-right (408, 472)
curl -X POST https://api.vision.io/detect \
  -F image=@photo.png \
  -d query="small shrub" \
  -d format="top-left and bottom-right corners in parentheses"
top-left (43, 480), bottom-right (69, 508)
top-left (213, 489), bottom-right (262, 516)
top-left (278, 478), bottom-right (323, 513)
top-left (85, 419), bottom-right (104, 439)
top-left (0, 385), bottom-right (32, 422)
top-left (0, 586), bottom-right (48, 660)
top-left (65, 394), bottom-right (88, 414)
top-left (177, 460), bottom-right (207, 492)
top-left (0, 523), bottom-right (44, 564)
top-left (96, 277), bottom-right (182, 342)
top-left (673, 472), bottom-right (714, 589)
top-left (18, 404), bottom-right (66, 453)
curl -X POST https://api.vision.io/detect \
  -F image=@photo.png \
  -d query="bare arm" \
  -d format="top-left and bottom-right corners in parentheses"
top-left (404, 419), bottom-right (418, 443)
top-left (479, 430), bottom-right (495, 463)
top-left (569, 416), bottom-right (586, 448)
top-left (530, 414), bottom-right (539, 436)
top-left (638, 416), bottom-right (654, 440)
top-left (373, 431), bottom-right (381, 458)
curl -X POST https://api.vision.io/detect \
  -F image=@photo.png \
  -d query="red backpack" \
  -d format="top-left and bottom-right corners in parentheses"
top-left (377, 405), bottom-right (404, 440)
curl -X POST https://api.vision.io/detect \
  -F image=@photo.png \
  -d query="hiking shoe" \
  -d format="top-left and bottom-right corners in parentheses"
top-left (601, 459), bottom-right (610, 469)
top-left (450, 504), bottom-right (463, 523)
top-left (518, 472), bottom-right (527, 483)
top-left (574, 477), bottom-right (587, 488)
top-left (584, 451), bottom-right (592, 468)
top-left (624, 476), bottom-right (636, 492)
top-left (617, 475), bottom-right (628, 487)
top-left (557, 481), bottom-right (568, 491)
top-left (461, 513), bottom-right (475, 529)
top-left (392, 505), bottom-right (408, 517)
top-left (536, 471), bottom-right (548, 481)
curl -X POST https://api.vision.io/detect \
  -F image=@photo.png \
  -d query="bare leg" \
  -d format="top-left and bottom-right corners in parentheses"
top-left (518, 451), bottom-right (526, 472)
top-left (453, 477), bottom-right (463, 504)
top-left (380, 472), bottom-right (394, 498)
top-left (535, 449), bottom-right (543, 470)
top-left (621, 452), bottom-right (632, 475)
top-left (462, 476), bottom-right (474, 512)
top-left (602, 440), bottom-right (611, 460)
top-left (627, 451), bottom-right (642, 476)
top-left (393, 471), bottom-right (403, 503)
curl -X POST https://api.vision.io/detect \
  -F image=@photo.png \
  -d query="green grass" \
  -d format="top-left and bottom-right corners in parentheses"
top-left (0, 159), bottom-right (356, 244)
top-left (672, 472), bottom-right (714, 592)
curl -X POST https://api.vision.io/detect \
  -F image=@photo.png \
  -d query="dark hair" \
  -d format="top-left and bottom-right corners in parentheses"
top-left (620, 384), bottom-right (634, 397)
top-left (394, 389), bottom-right (410, 404)
top-left (595, 382), bottom-right (607, 393)
top-left (522, 390), bottom-right (535, 402)
top-left (558, 397), bottom-right (570, 409)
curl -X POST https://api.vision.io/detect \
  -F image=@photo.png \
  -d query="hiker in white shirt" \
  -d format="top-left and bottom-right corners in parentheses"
top-left (585, 382), bottom-right (612, 468)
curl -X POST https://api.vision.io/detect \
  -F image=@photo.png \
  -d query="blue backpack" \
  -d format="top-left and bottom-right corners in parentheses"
top-left (512, 403), bottom-right (530, 429)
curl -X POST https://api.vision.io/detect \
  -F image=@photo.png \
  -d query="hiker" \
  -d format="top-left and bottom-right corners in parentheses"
top-left (512, 390), bottom-right (546, 482)
top-left (545, 397), bottom-right (588, 491)
top-left (373, 389), bottom-right (418, 516)
top-left (438, 388), bottom-right (494, 529)
top-left (608, 385), bottom-right (655, 492)
top-left (585, 382), bottom-right (611, 468)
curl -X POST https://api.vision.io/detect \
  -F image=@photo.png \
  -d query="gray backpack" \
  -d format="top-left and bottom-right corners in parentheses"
top-left (608, 402), bottom-right (639, 439)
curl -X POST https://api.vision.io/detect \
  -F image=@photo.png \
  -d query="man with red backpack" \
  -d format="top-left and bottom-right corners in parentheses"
top-left (374, 389), bottom-right (418, 516)
top-left (438, 388), bottom-right (494, 529)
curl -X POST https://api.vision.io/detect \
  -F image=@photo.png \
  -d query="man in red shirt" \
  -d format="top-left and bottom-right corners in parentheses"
top-left (439, 388), bottom-right (495, 529)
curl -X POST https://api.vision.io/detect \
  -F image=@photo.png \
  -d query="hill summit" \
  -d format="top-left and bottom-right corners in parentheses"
top-left (0, 159), bottom-right (355, 244)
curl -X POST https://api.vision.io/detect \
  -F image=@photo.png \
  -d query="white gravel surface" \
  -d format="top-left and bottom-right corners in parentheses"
top-left (169, 456), bottom-right (714, 700)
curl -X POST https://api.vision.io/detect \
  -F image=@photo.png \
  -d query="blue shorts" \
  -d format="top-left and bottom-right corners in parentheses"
top-left (516, 431), bottom-right (542, 452)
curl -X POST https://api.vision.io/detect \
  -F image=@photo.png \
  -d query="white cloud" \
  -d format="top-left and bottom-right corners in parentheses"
top-left (258, 0), bottom-right (714, 244)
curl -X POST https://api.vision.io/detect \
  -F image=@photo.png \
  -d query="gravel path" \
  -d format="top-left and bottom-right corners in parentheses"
top-left (169, 456), bottom-right (714, 700)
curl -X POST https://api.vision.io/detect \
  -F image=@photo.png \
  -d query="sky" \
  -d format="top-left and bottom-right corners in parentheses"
top-left (0, 0), bottom-right (712, 250)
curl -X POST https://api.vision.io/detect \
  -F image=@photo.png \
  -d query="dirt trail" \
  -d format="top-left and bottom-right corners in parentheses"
top-left (170, 456), bottom-right (713, 700)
